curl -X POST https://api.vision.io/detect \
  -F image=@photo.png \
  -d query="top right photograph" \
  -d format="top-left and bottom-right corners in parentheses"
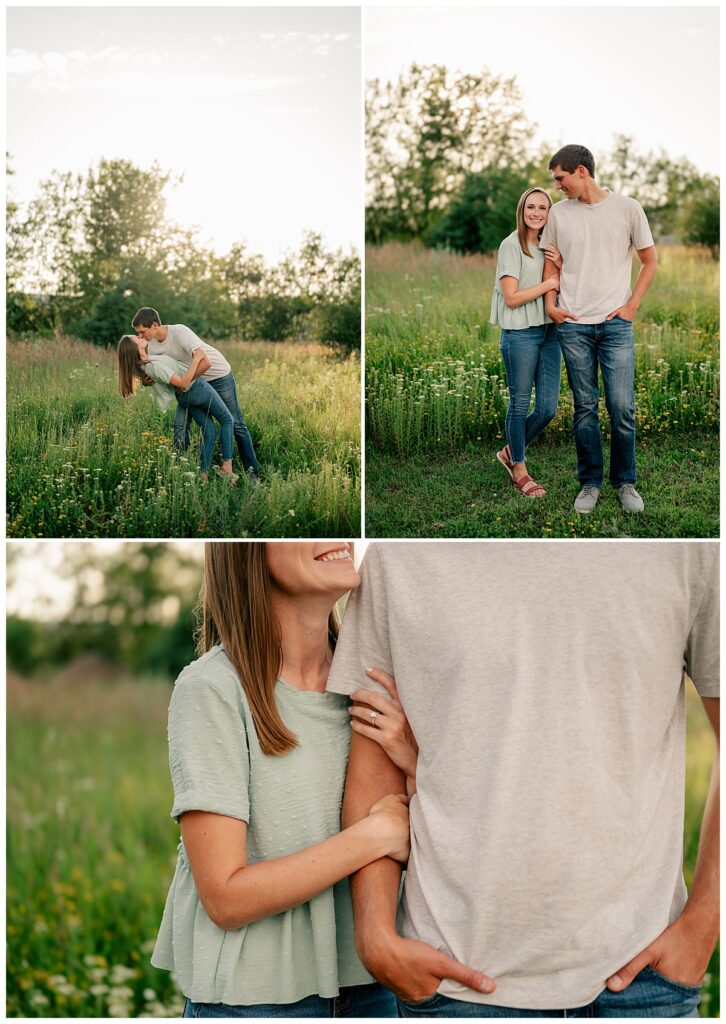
top-left (364, 5), bottom-right (719, 539)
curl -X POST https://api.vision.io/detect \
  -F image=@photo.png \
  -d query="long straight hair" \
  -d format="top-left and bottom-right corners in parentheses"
top-left (198, 543), bottom-right (340, 756)
top-left (118, 335), bottom-right (145, 397)
top-left (516, 188), bottom-right (552, 257)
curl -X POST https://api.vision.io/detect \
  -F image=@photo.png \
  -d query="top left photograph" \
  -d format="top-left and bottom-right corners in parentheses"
top-left (7, 6), bottom-right (362, 539)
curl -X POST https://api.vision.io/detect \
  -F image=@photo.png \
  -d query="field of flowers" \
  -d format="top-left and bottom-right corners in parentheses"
top-left (6, 669), bottom-right (719, 1018)
top-left (7, 338), bottom-right (360, 538)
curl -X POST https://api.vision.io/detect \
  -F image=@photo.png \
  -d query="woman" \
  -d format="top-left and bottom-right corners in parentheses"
top-left (117, 335), bottom-right (236, 481)
top-left (490, 188), bottom-right (563, 498)
top-left (151, 542), bottom-right (417, 1018)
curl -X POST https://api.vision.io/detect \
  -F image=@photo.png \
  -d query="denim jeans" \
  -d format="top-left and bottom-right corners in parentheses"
top-left (182, 982), bottom-right (397, 1018)
top-left (556, 316), bottom-right (636, 488)
top-left (398, 967), bottom-right (701, 1018)
top-left (500, 324), bottom-right (561, 465)
top-left (173, 378), bottom-right (234, 473)
top-left (206, 372), bottom-right (260, 476)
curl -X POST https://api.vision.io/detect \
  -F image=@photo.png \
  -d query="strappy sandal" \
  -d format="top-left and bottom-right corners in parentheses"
top-left (496, 445), bottom-right (515, 481)
top-left (513, 473), bottom-right (545, 498)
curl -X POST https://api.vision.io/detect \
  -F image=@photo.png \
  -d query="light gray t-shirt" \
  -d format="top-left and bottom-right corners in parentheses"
top-left (539, 192), bottom-right (654, 324)
top-left (143, 353), bottom-right (187, 413)
top-left (327, 542), bottom-right (719, 1011)
top-left (148, 324), bottom-right (231, 381)
top-left (490, 232), bottom-right (551, 330)
top-left (152, 646), bottom-right (372, 1004)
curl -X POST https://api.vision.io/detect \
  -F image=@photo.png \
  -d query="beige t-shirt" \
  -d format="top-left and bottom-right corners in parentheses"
top-left (148, 324), bottom-right (231, 381)
top-left (327, 542), bottom-right (719, 1010)
top-left (539, 192), bottom-right (654, 324)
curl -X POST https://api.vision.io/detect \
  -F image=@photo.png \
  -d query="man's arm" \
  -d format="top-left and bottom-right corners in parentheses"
top-left (543, 256), bottom-right (578, 324)
top-left (343, 730), bottom-right (495, 1001)
top-left (188, 348), bottom-right (212, 382)
top-left (606, 245), bottom-right (657, 321)
top-left (608, 696), bottom-right (719, 991)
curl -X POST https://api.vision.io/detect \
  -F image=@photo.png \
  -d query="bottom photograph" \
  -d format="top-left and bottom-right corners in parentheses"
top-left (6, 540), bottom-right (720, 1019)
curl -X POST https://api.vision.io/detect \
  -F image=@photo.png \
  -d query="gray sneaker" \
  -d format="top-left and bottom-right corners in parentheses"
top-left (617, 484), bottom-right (644, 512)
top-left (574, 486), bottom-right (600, 514)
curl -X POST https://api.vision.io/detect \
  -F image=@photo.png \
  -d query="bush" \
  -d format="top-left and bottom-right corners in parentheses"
top-left (426, 167), bottom-right (536, 254)
top-left (315, 296), bottom-right (361, 355)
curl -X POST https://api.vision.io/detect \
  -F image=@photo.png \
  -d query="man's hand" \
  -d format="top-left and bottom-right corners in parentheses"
top-left (362, 933), bottom-right (495, 1003)
top-left (607, 914), bottom-right (712, 992)
top-left (140, 374), bottom-right (154, 387)
top-left (549, 307), bottom-right (578, 324)
top-left (606, 303), bottom-right (637, 322)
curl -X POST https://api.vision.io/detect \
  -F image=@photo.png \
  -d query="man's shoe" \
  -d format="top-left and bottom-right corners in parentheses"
top-left (574, 486), bottom-right (600, 514)
top-left (617, 484), bottom-right (644, 512)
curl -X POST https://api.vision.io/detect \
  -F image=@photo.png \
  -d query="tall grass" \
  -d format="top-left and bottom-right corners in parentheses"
top-left (366, 245), bottom-right (719, 456)
top-left (6, 672), bottom-right (718, 1017)
top-left (7, 338), bottom-right (361, 538)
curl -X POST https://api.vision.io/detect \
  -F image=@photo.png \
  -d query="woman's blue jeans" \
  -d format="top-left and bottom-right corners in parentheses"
top-left (183, 981), bottom-right (397, 1018)
top-left (500, 323), bottom-right (561, 465)
top-left (207, 372), bottom-right (260, 476)
top-left (174, 379), bottom-right (234, 473)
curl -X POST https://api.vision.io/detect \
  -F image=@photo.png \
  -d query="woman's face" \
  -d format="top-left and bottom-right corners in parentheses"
top-left (523, 192), bottom-right (551, 232)
top-left (266, 542), bottom-right (360, 600)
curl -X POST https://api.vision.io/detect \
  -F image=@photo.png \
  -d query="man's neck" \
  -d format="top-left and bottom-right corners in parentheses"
top-left (155, 325), bottom-right (169, 342)
top-left (577, 179), bottom-right (609, 206)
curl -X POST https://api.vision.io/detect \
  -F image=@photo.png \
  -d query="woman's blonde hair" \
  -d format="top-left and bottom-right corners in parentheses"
top-left (198, 543), bottom-right (340, 756)
top-left (516, 188), bottom-right (552, 257)
top-left (118, 335), bottom-right (145, 397)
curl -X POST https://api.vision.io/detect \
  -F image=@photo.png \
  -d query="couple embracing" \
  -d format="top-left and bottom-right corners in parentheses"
top-left (491, 144), bottom-right (658, 513)
top-left (151, 540), bottom-right (719, 1019)
top-left (118, 308), bottom-right (260, 482)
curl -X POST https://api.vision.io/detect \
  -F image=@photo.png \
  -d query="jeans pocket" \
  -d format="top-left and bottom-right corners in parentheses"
top-left (398, 991), bottom-right (443, 1011)
top-left (642, 965), bottom-right (702, 994)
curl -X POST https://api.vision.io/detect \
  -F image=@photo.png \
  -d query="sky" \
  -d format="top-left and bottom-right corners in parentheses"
top-left (365, 6), bottom-right (719, 175)
top-left (6, 7), bottom-right (361, 262)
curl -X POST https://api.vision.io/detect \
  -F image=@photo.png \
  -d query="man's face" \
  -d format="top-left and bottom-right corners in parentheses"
top-left (135, 322), bottom-right (161, 343)
top-left (550, 165), bottom-right (585, 200)
top-left (130, 332), bottom-right (148, 354)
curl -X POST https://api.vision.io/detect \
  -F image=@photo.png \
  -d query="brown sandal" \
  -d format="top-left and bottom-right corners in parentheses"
top-left (496, 445), bottom-right (515, 481)
top-left (513, 473), bottom-right (545, 498)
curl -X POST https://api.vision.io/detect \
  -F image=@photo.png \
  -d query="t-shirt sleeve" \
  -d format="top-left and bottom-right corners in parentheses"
top-left (629, 200), bottom-right (655, 250)
top-left (539, 213), bottom-right (557, 250)
top-left (684, 550), bottom-right (719, 698)
top-left (177, 324), bottom-right (205, 357)
top-left (168, 675), bottom-right (251, 822)
top-left (327, 544), bottom-right (393, 699)
top-left (498, 238), bottom-right (523, 280)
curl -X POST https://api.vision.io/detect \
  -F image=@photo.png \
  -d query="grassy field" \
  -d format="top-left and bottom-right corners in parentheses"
top-left (366, 244), bottom-right (719, 537)
top-left (7, 338), bottom-right (360, 538)
top-left (6, 669), bottom-right (719, 1018)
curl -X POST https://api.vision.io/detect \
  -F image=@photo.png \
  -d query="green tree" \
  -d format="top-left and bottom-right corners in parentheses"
top-left (679, 176), bottom-right (720, 256)
top-left (366, 63), bottom-right (532, 242)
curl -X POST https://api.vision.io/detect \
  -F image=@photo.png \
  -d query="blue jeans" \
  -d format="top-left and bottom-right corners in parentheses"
top-left (500, 324), bottom-right (561, 465)
top-left (397, 968), bottom-right (701, 1018)
top-left (183, 982), bottom-right (397, 1018)
top-left (556, 316), bottom-right (636, 488)
top-left (173, 379), bottom-right (234, 473)
top-left (207, 372), bottom-right (260, 476)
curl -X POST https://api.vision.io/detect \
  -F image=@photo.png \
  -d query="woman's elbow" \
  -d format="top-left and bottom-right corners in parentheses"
top-left (504, 295), bottom-right (518, 310)
top-left (202, 897), bottom-right (247, 932)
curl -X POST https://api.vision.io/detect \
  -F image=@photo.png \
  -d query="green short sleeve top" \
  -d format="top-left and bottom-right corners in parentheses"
top-left (142, 354), bottom-right (187, 414)
top-left (489, 231), bottom-right (551, 329)
top-left (151, 646), bottom-right (373, 1005)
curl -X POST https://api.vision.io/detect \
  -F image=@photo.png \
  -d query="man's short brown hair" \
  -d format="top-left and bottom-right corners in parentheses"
top-left (548, 145), bottom-right (595, 178)
top-left (132, 307), bottom-right (161, 329)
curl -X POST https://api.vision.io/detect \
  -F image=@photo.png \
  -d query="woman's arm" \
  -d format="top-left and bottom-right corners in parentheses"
top-left (181, 793), bottom-right (410, 932)
top-left (501, 274), bottom-right (559, 310)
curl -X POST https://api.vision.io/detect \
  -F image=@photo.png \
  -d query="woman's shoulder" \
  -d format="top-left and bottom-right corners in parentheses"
top-left (499, 231), bottom-right (520, 250)
top-left (174, 646), bottom-right (244, 707)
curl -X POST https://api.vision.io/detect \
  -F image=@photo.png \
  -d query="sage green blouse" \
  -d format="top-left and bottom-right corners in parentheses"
top-left (151, 646), bottom-right (372, 1005)
top-left (489, 231), bottom-right (551, 329)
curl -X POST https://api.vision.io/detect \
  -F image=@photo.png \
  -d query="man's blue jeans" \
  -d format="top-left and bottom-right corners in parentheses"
top-left (183, 982), bottom-right (397, 1018)
top-left (397, 967), bottom-right (701, 1018)
top-left (500, 324), bottom-right (561, 464)
top-left (556, 316), bottom-right (636, 488)
top-left (207, 372), bottom-right (260, 476)
top-left (173, 379), bottom-right (234, 474)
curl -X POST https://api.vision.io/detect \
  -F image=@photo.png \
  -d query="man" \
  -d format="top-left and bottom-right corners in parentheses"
top-left (539, 145), bottom-right (657, 514)
top-left (131, 308), bottom-right (260, 478)
top-left (327, 542), bottom-right (719, 1018)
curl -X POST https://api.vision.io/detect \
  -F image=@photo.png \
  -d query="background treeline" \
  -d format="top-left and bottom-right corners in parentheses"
top-left (6, 159), bottom-right (361, 353)
top-left (6, 544), bottom-right (202, 681)
top-left (366, 63), bottom-right (720, 255)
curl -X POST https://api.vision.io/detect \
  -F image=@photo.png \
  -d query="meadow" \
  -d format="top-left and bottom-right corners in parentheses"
top-left (366, 245), bottom-right (719, 537)
top-left (6, 669), bottom-right (719, 1018)
top-left (7, 338), bottom-right (360, 538)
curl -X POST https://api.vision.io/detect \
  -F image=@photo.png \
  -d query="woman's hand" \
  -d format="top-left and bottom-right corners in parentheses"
top-left (544, 275), bottom-right (560, 294)
top-left (367, 793), bottom-right (410, 863)
top-left (350, 669), bottom-right (418, 791)
top-left (544, 243), bottom-right (563, 270)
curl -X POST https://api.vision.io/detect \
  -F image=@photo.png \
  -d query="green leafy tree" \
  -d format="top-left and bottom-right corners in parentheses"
top-left (679, 176), bottom-right (720, 256)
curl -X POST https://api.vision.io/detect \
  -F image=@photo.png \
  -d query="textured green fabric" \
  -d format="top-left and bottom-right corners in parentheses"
top-left (142, 353), bottom-right (185, 413)
top-left (152, 646), bottom-right (372, 1004)
top-left (490, 231), bottom-right (551, 329)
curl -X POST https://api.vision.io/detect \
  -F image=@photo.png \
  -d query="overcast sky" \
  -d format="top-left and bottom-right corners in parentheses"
top-left (7, 7), bottom-right (361, 262)
top-left (365, 6), bottom-right (719, 175)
